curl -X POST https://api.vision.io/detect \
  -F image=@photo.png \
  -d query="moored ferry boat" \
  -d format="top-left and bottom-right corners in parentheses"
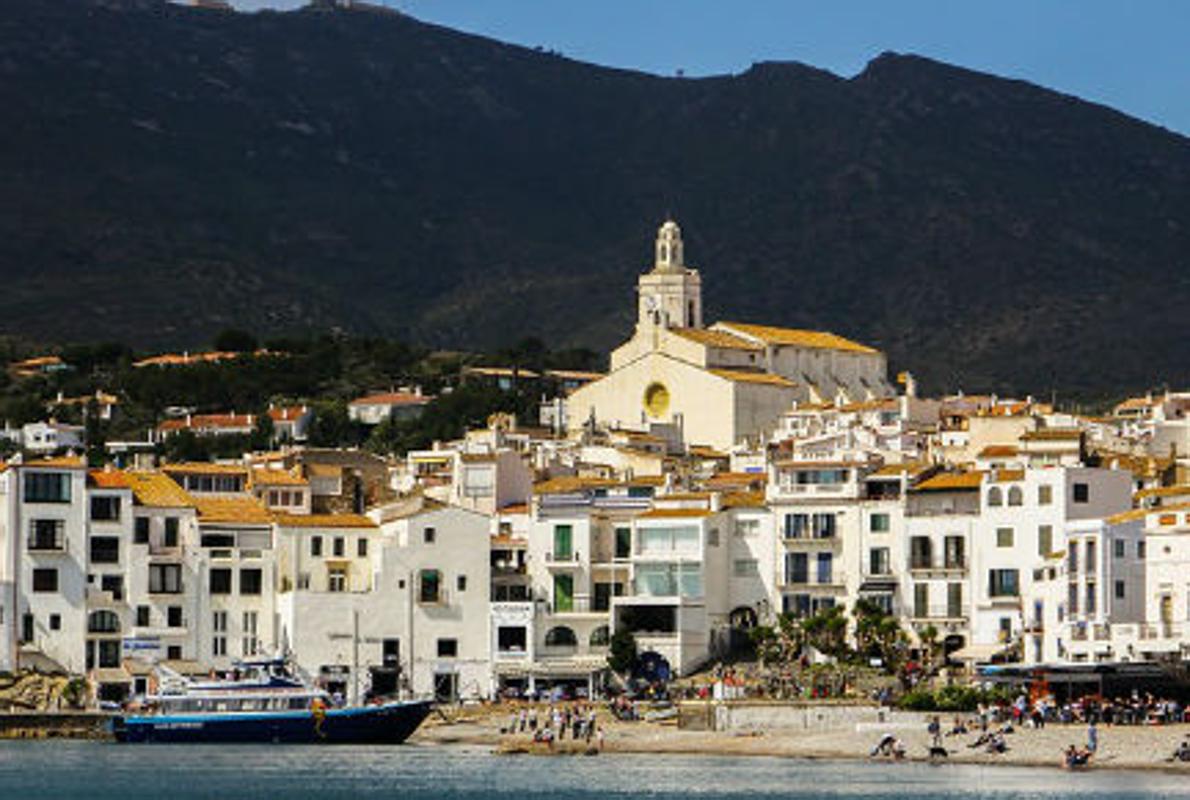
top-left (112, 658), bottom-right (432, 744)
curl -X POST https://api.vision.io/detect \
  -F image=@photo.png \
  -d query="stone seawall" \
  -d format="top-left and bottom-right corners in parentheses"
top-left (679, 701), bottom-right (928, 733)
top-left (0, 712), bottom-right (113, 739)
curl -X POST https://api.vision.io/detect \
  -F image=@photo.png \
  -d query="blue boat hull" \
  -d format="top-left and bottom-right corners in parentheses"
top-left (112, 700), bottom-right (433, 744)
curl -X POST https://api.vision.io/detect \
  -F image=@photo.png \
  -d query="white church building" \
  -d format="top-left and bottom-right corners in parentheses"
top-left (566, 220), bottom-right (894, 450)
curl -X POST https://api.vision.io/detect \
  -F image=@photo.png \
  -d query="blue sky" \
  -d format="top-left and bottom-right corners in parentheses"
top-left (232, 0), bottom-right (1190, 135)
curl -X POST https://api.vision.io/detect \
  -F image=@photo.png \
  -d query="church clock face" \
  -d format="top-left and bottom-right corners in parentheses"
top-left (643, 382), bottom-right (670, 418)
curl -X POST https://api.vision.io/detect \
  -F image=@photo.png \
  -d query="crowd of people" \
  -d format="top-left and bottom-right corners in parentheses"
top-left (501, 703), bottom-right (605, 750)
top-left (872, 690), bottom-right (1190, 767)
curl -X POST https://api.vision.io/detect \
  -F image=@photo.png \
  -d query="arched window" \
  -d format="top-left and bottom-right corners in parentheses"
top-left (987, 487), bottom-right (1003, 507)
top-left (88, 610), bottom-right (120, 634)
top-left (589, 625), bottom-right (610, 647)
top-left (1007, 486), bottom-right (1024, 506)
top-left (544, 626), bottom-right (577, 648)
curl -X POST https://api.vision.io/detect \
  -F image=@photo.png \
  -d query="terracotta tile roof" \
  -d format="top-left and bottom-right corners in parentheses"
top-left (23, 455), bottom-right (87, 469)
top-left (669, 328), bottom-right (763, 351)
top-left (133, 350), bottom-right (282, 369)
top-left (913, 471), bottom-right (984, 492)
top-left (544, 369), bottom-right (605, 381)
top-left (305, 463), bottom-right (343, 478)
top-left (158, 414), bottom-right (256, 432)
top-left (274, 513), bottom-right (376, 529)
top-left (1140, 502), bottom-right (1190, 526)
top-left (1134, 485), bottom-right (1190, 500)
top-left (1019, 429), bottom-right (1082, 442)
top-left (54, 391), bottom-right (120, 407)
top-left (1107, 507), bottom-right (1150, 524)
top-left (688, 445), bottom-right (729, 459)
top-left (349, 392), bottom-right (431, 407)
top-left (709, 369), bottom-right (796, 388)
top-left (163, 462), bottom-right (250, 476)
top-left (126, 471), bottom-right (194, 508)
top-left (714, 322), bottom-right (877, 354)
top-left (533, 476), bottom-right (617, 495)
top-left (499, 503), bottom-right (530, 515)
top-left (703, 471), bottom-right (767, 487)
top-left (722, 490), bottom-right (766, 509)
top-left (194, 496), bottom-right (274, 525)
top-left (464, 366), bottom-right (539, 379)
top-left (1113, 396), bottom-right (1159, 414)
top-left (869, 462), bottom-right (932, 478)
top-left (637, 508), bottom-right (713, 519)
top-left (267, 405), bottom-right (308, 422)
top-left (1096, 452), bottom-right (1173, 478)
top-left (624, 475), bottom-right (667, 487)
top-left (978, 445), bottom-right (1020, 458)
top-left (838, 399), bottom-right (897, 413)
top-left (989, 468), bottom-right (1026, 483)
top-left (9, 355), bottom-right (65, 370)
top-left (251, 468), bottom-right (308, 487)
top-left (88, 469), bottom-right (130, 489)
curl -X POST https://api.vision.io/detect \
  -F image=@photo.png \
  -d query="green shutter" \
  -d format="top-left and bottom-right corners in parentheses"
top-left (554, 525), bottom-right (573, 560)
top-left (553, 574), bottom-right (573, 613)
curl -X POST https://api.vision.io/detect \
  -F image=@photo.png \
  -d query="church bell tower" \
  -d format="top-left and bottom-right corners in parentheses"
top-left (637, 219), bottom-right (703, 332)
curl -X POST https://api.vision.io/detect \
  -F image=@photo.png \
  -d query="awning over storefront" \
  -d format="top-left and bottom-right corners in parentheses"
top-left (17, 647), bottom-right (68, 675)
top-left (124, 660), bottom-right (155, 677)
top-left (92, 667), bottom-right (132, 685)
top-left (160, 659), bottom-right (209, 676)
top-left (495, 657), bottom-right (607, 678)
top-left (950, 643), bottom-right (1009, 663)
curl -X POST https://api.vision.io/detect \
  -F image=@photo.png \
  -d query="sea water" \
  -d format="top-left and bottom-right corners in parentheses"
top-left (0, 742), bottom-right (1186, 799)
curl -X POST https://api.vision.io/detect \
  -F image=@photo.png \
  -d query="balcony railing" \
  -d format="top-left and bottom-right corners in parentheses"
top-left (492, 563), bottom-right (527, 577)
top-left (550, 596), bottom-right (604, 615)
top-left (782, 533), bottom-right (837, 543)
top-left (909, 556), bottom-right (967, 571)
top-left (27, 533), bottom-right (67, 552)
top-left (777, 483), bottom-right (848, 495)
top-left (544, 551), bottom-right (581, 564)
top-left (911, 605), bottom-right (970, 621)
top-left (781, 575), bottom-right (843, 589)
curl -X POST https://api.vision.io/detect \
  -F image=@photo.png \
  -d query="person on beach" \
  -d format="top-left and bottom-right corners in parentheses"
top-left (869, 733), bottom-right (898, 757)
top-left (1087, 719), bottom-right (1099, 753)
top-left (1064, 745), bottom-right (1091, 769)
top-left (928, 716), bottom-right (942, 748)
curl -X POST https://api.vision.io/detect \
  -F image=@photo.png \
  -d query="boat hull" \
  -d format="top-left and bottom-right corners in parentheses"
top-left (112, 700), bottom-right (433, 744)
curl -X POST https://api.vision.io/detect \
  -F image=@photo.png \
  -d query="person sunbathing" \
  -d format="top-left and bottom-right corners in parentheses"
top-left (1064, 745), bottom-right (1092, 769)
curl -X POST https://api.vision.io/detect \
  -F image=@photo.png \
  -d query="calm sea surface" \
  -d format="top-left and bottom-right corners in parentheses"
top-left (0, 742), bottom-right (1186, 800)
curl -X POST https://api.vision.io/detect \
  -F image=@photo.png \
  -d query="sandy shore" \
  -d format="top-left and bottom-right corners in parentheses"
top-left (412, 707), bottom-right (1190, 772)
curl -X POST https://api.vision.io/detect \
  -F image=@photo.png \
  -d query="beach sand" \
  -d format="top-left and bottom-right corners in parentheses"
top-left (412, 706), bottom-right (1190, 772)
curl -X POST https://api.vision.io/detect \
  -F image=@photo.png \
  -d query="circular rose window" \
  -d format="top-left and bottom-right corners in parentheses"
top-left (643, 382), bottom-right (670, 418)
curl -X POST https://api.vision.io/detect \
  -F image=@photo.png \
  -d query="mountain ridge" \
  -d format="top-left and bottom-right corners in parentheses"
top-left (0, 0), bottom-right (1188, 397)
